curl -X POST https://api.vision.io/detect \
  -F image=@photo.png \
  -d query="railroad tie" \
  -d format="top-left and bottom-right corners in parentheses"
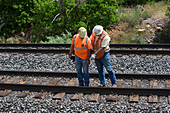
top-left (33, 78), bottom-right (47, 99)
top-left (52, 93), bottom-right (65, 100)
top-left (89, 78), bottom-right (99, 87)
top-left (132, 48), bottom-right (137, 50)
top-left (156, 54), bottom-right (163, 57)
top-left (66, 79), bottom-right (77, 86)
top-left (32, 78), bottom-right (45, 85)
top-left (129, 95), bottom-right (139, 103)
top-left (17, 91), bottom-right (29, 98)
top-left (48, 78), bottom-right (61, 85)
top-left (34, 92), bottom-right (47, 99)
top-left (129, 54), bottom-right (135, 57)
top-left (0, 90), bottom-right (12, 97)
top-left (24, 53), bottom-right (30, 55)
top-left (4, 77), bottom-right (20, 83)
top-left (117, 79), bottom-right (123, 88)
top-left (116, 54), bottom-right (122, 57)
top-left (148, 95), bottom-right (158, 103)
top-left (132, 80), bottom-right (141, 88)
top-left (35, 53), bottom-right (42, 56)
top-left (17, 79), bottom-right (30, 84)
top-left (0, 76), bottom-right (4, 80)
top-left (165, 81), bottom-right (170, 88)
top-left (150, 80), bottom-right (158, 88)
top-left (141, 54), bottom-right (146, 57)
top-left (48, 53), bottom-right (54, 56)
top-left (88, 94), bottom-right (100, 102)
top-left (70, 93), bottom-right (83, 101)
top-left (11, 53), bottom-right (18, 55)
top-left (106, 94), bottom-right (118, 102)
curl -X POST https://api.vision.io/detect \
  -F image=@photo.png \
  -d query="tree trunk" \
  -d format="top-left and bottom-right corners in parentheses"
top-left (59, 0), bottom-right (66, 17)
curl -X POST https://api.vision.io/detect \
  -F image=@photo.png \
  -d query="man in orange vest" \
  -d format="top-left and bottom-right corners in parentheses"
top-left (90, 25), bottom-right (117, 87)
top-left (69, 27), bottom-right (92, 86)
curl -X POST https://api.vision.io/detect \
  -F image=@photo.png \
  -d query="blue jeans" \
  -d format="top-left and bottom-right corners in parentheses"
top-left (95, 52), bottom-right (116, 85)
top-left (75, 55), bottom-right (89, 86)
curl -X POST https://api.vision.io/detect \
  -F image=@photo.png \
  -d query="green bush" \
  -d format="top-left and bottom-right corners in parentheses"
top-left (0, 0), bottom-right (118, 43)
top-left (31, 0), bottom-right (60, 43)
top-left (0, 0), bottom-right (34, 37)
top-left (52, 0), bottom-right (118, 36)
top-left (118, 8), bottom-right (150, 27)
top-left (40, 30), bottom-right (72, 44)
top-left (166, 6), bottom-right (170, 18)
top-left (117, 0), bottom-right (168, 5)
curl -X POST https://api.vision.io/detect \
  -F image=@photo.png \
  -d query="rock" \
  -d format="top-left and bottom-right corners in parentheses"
top-left (138, 29), bottom-right (146, 34)
top-left (156, 27), bottom-right (162, 32)
top-left (20, 32), bottom-right (25, 37)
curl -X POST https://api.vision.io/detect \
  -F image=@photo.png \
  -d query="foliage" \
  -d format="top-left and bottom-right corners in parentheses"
top-left (40, 30), bottom-right (72, 44)
top-left (116, 0), bottom-right (169, 5)
top-left (0, 0), bottom-right (34, 37)
top-left (166, 6), bottom-right (170, 18)
top-left (31, 0), bottom-right (60, 43)
top-left (52, 0), bottom-right (118, 36)
top-left (118, 7), bottom-right (151, 27)
top-left (0, 0), bottom-right (118, 43)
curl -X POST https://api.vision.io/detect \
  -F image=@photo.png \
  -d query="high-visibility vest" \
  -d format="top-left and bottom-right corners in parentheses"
top-left (90, 30), bottom-right (108, 59)
top-left (73, 34), bottom-right (89, 60)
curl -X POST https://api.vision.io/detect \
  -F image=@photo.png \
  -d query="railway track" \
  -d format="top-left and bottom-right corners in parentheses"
top-left (0, 70), bottom-right (169, 106)
top-left (0, 43), bottom-right (170, 54)
top-left (0, 70), bottom-right (169, 96)
top-left (0, 44), bottom-right (169, 112)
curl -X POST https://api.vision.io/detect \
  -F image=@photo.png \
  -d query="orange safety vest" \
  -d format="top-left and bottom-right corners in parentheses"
top-left (90, 30), bottom-right (109, 59)
top-left (73, 34), bottom-right (89, 60)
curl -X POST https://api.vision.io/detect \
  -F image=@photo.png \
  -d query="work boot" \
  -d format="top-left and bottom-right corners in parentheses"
top-left (79, 84), bottom-right (84, 86)
top-left (112, 84), bottom-right (117, 87)
top-left (98, 84), bottom-right (105, 87)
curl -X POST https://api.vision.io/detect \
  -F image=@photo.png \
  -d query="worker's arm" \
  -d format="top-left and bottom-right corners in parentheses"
top-left (86, 49), bottom-right (91, 65)
top-left (69, 45), bottom-right (74, 57)
top-left (94, 47), bottom-right (105, 55)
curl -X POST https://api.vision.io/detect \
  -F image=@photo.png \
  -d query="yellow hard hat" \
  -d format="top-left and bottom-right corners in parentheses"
top-left (78, 27), bottom-right (87, 38)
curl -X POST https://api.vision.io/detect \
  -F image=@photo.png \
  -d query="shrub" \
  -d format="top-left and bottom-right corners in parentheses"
top-left (0, 0), bottom-right (34, 37)
top-left (40, 30), bottom-right (72, 44)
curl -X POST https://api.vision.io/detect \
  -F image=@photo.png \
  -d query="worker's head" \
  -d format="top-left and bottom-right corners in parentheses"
top-left (78, 27), bottom-right (87, 38)
top-left (93, 25), bottom-right (103, 36)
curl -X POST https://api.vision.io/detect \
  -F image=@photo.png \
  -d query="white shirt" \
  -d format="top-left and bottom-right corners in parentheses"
top-left (94, 35), bottom-right (110, 52)
top-left (101, 35), bottom-right (110, 52)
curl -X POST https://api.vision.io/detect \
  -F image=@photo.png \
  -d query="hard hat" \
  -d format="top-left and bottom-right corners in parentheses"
top-left (93, 25), bottom-right (103, 35)
top-left (78, 27), bottom-right (87, 38)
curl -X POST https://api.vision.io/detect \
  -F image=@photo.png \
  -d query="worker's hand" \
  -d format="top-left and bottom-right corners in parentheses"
top-left (68, 53), bottom-right (73, 58)
top-left (86, 59), bottom-right (90, 65)
top-left (68, 54), bottom-right (75, 62)
top-left (91, 54), bottom-right (96, 59)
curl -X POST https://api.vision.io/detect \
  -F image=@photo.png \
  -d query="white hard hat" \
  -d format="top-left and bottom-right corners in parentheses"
top-left (78, 27), bottom-right (87, 38)
top-left (92, 25), bottom-right (103, 35)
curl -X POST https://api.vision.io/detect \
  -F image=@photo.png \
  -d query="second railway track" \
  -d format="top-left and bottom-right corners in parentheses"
top-left (0, 43), bottom-right (170, 54)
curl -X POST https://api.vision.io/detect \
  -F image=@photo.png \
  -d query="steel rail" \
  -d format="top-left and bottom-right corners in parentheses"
top-left (0, 70), bottom-right (170, 79)
top-left (0, 83), bottom-right (169, 96)
top-left (0, 48), bottom-right (169, 54)
top-left (0, 43), bottom-right (170, 48)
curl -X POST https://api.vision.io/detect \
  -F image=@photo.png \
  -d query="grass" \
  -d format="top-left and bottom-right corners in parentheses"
top-left (109, 1), bottom-right (169, 44)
